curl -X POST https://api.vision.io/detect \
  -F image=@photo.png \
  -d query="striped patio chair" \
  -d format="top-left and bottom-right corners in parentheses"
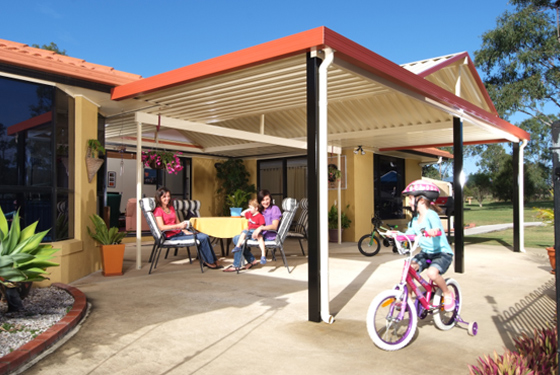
top-left (139, 198), bottom-right (204, 274)
top-left (286, 198), bottom-right (308, 256)
top-left (243, 197), bottom-right (298, 273)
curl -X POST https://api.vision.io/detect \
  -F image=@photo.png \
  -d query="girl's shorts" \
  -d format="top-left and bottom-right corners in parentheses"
top-left (412, 252), bottom-right (453, 274)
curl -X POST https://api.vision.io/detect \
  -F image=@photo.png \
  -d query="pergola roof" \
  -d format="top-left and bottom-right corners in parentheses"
top-left (105, 27), bottom-right (529, 160)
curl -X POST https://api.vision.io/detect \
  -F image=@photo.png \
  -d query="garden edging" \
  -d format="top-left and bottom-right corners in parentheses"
top-left (0, 283), bottom-right (87, 375)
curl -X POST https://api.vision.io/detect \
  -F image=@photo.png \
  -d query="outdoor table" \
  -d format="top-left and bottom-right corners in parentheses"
top-left (190, 217), bottom-right (248, 256)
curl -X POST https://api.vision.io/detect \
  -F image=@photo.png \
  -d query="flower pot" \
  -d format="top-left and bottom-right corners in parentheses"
top-left (546, 247), bottom-right (555, 274)
top-left (149, 159), bottom-right (165, 170)
top-left (86, 156), bottom-right (104, 183)
top-left (329, 228), bottom-right (343, 243)
top-left (230, 207), bottom-right (242, 217)
top-left (100, 244), bottom-right (126, 276)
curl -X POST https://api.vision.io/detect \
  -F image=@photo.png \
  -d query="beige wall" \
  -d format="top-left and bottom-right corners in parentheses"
top-left (38, 96), bottom-right (102, 286)
top-left (191, 158), bottom-right (258, 216)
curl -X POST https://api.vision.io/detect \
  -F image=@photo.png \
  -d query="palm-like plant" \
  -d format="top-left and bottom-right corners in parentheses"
top-left (0, 207), bottom-right (59, 286)
top-left (87, 214), bottom-right (127, 245)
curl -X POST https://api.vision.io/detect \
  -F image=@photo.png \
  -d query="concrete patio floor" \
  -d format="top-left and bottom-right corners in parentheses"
top-left (21, 239), bottom-right (556, 375)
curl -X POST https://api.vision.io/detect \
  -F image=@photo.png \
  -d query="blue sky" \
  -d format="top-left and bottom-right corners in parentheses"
top-left (2, 0), bottom-right (517, 175)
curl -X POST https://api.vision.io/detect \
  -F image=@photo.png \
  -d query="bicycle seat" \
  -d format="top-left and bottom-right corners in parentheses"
top-left (386, 231), bottom-right (415, 242)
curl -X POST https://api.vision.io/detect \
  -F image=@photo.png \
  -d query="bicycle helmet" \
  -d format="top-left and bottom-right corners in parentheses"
top-left (402, 180), bottom-right (440, 202)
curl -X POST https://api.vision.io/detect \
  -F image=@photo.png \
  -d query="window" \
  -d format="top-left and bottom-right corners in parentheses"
top-left (258, 157), bottom-right (307, 204)
top-left (374, 155), bottom-right (405, 220)
top-left (0, 76), bottom-right (73, 241)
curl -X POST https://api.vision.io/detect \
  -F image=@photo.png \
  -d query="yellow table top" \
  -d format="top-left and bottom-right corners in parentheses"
top-left (190, 217), bottom-right (248, 238)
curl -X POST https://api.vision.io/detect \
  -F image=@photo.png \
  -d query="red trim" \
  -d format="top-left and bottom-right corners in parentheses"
top-left (7, 111), bottom-right (52, 135)
top-left (112, 27), bottom-right (530, 142)
top-left (416, 52), bottom-right (497, 114)
top-left (380, 139), bottom-right (509, 152)
top-left (123, 136), bottom-right (203, 149)
top-left (111, 27), bottom-right (326, 100)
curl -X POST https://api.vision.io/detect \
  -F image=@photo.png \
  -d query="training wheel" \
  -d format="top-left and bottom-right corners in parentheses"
top-left (467, 321), bottom-right (478, 336)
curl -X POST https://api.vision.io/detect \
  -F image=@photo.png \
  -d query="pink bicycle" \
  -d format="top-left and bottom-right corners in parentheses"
top-left (366, 229), bottom-right (477, 351)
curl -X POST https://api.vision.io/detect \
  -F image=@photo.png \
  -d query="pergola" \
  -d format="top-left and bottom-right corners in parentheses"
top-left (108, 27), bottom-right (530, 323)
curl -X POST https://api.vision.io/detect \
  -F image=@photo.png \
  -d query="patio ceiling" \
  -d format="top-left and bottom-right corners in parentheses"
top-left (106, 27), bottom-right (529, 160)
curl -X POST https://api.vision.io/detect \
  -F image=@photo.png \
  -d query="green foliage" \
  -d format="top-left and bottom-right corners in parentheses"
top-left (466, 172), bottom-right (493, 207)
top-left (328, 204), bottom-right (352, 230)
top-left (87, 214), bottom-right (126, 245)
top-left (0, 206), bottom-right (59, 285)
top-left (31, 42), bottom-right (67, 55)
top-left (492, 156), bottom-right (537, 202)
top-left (475, 2), bottom-right (560, 125)
top-left (86, 139), bottom-right (105, 158)
top-left (215, 159), bottom-right (256, 215)
top-left (469, 327), bottom-right (558, 375)
top-left (226, 189), bottom-right (253, 208)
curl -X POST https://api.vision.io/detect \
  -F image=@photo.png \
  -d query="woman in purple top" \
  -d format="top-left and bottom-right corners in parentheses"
top-left (224, 189), bottom-right (282, 272)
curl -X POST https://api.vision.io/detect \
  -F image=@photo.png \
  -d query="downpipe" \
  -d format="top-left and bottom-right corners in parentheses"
top-left (518, 139), bottom-right (527, 253)
top-left (319, 47), bottom-right (335, 324)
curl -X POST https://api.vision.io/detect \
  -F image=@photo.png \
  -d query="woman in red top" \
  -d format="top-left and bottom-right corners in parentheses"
top-left (153, 187), bottom-right (221, 269)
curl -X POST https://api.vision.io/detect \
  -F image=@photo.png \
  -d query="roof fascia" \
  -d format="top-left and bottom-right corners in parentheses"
top-left (322, 29), bottom-right (529, 141)
top-left (415, 52), bottom-right (497, 115)
top-left (111, 27), bottom-right (328, 101)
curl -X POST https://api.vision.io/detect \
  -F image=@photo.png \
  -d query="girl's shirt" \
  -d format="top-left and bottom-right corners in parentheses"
top-left (153, 206), bottom-right (180, 238)
top-left (262, 205), bottom-right (282, 240)
top-left (405, 209), bottom-right (453, 255)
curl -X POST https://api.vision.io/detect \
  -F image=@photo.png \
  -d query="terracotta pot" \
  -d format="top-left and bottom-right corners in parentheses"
top-left (100, 244), bottom-right (125, 276)
top-left (546, 247), bottom-right (555, 274)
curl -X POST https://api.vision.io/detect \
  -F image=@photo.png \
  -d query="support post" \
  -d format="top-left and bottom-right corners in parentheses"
top-left (551, 121), bottom-right (560, 357)
top-left (512, 142), bottom-right (520, 252)
top-left (453, 116), bottom-right (464, 273)
top-left (307, 52), bottom-right (321, 322)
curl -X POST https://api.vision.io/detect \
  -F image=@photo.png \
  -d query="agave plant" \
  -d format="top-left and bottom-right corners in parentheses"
top-left (87, 214), bottom-right (126, 245)
top-left (0, 207), bottom-right (59, 287)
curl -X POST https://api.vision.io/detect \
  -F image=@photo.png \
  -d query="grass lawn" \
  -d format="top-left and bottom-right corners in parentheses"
top-left (462, 200), bottom-right (553, 249)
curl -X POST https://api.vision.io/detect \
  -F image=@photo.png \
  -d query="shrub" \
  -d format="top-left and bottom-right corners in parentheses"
top-left (469, 328), bottom-right (558, 375)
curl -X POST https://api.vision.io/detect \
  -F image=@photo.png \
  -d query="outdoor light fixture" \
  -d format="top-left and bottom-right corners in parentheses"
top-left (354, 145), bottom-right (365, 155)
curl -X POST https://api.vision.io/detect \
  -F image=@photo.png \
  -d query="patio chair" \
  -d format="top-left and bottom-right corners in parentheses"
top-left (242, 197), bottom-right (298, 273)
top-left (139, 198), bottom-right (204, 274)
top-left (286, 198), bottom-right (308, 256)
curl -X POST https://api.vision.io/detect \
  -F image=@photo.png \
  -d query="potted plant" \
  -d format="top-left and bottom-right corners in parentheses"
top-left (141, 150), bottom-right (183, 174)
top-left (86, 139), bottom-right (106, 183)
top-left (87, 214), bottom-right (127, 276)
top-left (215, 159), bottom-right (256, 216)
top-left (535, 206), bottom-right (555, 274)
top-left (328, 203), bottom-right (352, 242)
top-left (0, 206), bottom-right (60, 312)
top-left (226, 189), bottom-right (253, 217)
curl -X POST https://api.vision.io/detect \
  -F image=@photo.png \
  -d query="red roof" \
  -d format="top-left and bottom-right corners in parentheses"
top-left (111, 27), bottom-right (529, 142)
top-left (0, 39), bottom-right (142, 86)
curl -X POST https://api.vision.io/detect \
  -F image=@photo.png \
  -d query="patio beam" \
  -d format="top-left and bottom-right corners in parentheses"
top-left (453, 116), bottom-right (464, 273)
top-left (135, 112), bottom-right (308, 150)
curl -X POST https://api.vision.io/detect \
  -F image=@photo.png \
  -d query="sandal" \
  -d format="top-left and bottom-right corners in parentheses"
top-left (204, 262), bottom-right (218, 269)
top-left (223, 265), bottom-right (240, 273)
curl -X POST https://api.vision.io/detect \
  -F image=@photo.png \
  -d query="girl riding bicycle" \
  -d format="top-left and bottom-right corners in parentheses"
top-left (402, 180), bottom-right (455, 312)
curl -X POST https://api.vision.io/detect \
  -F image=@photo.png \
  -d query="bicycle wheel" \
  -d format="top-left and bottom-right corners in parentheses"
top-left (366, 289), bottom-right (418, 351)
top-left (358, 234), bottom-right (381, 256)
top-left (432, 278), bottom-right (462, 331)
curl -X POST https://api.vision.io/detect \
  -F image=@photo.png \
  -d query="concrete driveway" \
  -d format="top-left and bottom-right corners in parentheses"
top-left (21, 239), bottom-right (556, 375)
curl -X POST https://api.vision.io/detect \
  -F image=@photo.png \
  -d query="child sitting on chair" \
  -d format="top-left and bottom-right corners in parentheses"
top-left (231, 199), bottom-right (267, 264)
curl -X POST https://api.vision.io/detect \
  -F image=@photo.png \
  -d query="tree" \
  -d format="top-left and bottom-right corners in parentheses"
top-left (466, 172), bottom-right (493, 207)
top-left (31, 42), bottom-right (67, 56)
top-left (475, 0), bottom-right (560, 126)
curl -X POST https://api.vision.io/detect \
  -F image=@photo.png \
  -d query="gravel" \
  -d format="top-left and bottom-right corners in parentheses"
top-left (0, 286), bottom-right (74, 358)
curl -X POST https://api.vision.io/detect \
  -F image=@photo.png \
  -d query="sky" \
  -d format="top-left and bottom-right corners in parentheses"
top-left (1, 0), bottom-right (518, 175)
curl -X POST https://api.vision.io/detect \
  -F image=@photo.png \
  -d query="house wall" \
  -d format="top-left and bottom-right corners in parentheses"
top-left (38, 96), bottom-right (102, 286)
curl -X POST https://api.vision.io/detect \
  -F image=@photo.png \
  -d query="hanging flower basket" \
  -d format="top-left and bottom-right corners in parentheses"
top-left (142, 150), bottom-right (184, 174)
top-left (328, 164), bottom-right (341, 183)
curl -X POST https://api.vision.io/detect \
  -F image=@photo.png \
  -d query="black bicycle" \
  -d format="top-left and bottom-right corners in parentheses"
top-left (357, 214), bottom-right (398, 256)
